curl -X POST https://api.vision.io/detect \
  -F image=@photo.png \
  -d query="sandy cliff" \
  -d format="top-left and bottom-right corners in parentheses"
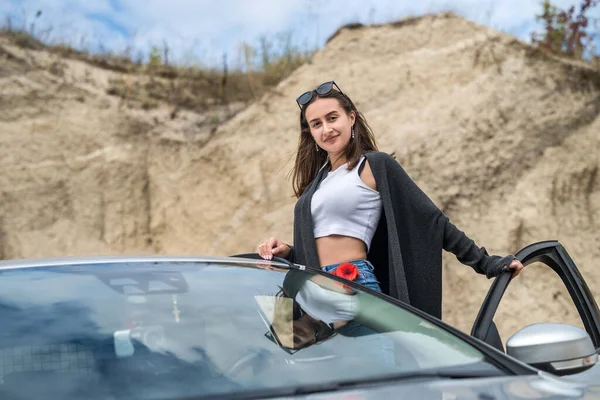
top-left (1, 13), bottom-right (599, 337)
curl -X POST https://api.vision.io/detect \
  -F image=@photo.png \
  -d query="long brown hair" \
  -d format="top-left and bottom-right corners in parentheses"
top-left (289, 89), bottom-right (378, 198)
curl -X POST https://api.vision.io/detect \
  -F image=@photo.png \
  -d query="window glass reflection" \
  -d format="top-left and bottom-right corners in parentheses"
top-left (0, 261), bottom-right (499, 399)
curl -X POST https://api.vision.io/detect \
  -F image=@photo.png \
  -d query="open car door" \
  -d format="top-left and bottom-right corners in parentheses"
top-left (471, 241), bottom-right (600, 376)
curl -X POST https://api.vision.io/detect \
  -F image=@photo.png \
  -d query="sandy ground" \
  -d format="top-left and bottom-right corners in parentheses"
top-left (1, 13), bottom-right (599, 339)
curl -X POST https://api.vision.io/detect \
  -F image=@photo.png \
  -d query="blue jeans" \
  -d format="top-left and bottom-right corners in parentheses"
top-left (321, 259), bottom-right (382, 293)
top-left (321, 259), bottom-right (394, 366)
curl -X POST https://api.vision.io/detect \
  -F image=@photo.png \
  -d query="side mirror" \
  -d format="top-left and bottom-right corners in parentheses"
top-left (507, 323), bottom-right (598, 376)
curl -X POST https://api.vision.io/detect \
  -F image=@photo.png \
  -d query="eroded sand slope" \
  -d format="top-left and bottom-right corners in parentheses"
top-left (1, 13), bottom-right (598, 335)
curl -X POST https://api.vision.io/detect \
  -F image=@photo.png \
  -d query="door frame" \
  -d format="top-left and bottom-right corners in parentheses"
top-left (471, 240), bottom-right (600, 349)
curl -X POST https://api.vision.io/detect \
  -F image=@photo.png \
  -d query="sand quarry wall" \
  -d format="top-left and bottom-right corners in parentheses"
top-left (1, 13), bottom-right (599, 338)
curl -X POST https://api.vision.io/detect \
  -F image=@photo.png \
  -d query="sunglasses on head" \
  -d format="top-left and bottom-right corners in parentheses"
top-left (296, 81), bottom-right (345, 109)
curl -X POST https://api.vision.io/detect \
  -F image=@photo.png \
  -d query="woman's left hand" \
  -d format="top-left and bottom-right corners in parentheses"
top-left (508, 259), bottom-right (525, 278)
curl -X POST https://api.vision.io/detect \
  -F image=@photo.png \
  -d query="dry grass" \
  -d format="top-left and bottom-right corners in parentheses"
top-left (103, 62), bottom-right (306, 114)
top-left (1, 21), bottom-right (313, 113)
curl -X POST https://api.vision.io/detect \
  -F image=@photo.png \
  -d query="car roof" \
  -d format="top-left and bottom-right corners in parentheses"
top-left (0, 255), bottom-right (291, 271)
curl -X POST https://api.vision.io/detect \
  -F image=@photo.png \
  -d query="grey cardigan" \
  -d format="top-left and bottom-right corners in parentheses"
top-left (287, 151), bottom-right (514, 319)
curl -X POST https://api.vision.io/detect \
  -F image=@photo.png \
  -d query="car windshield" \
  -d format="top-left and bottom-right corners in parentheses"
top-left (0, 259), bottom-right (505, 399)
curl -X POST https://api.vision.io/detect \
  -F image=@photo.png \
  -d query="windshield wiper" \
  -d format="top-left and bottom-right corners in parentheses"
top-left (189, 367), bottom-right (504, 400)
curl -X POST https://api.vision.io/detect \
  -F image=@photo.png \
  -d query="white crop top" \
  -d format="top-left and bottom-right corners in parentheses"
top-left (311, 156), bottom-right (383, 251)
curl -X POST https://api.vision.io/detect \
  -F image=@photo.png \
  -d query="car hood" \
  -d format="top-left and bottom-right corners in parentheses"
top-left (280, 372), bottom-right (600, 400)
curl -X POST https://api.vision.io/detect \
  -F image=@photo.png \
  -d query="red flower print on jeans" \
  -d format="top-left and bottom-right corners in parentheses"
top-left (331, 262), bottom-right (360, 288)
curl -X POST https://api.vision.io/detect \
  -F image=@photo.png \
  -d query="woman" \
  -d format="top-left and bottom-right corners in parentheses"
top-left (257, 80), bottom-right (524, 319)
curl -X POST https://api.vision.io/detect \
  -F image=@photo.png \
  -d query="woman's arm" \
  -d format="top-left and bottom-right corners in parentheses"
top-left (258, 238), bottom-right (293, 261)
top-left (441, 216), bottom-right (515, 278)
top-left (378, 152), bottom-right (519, 278)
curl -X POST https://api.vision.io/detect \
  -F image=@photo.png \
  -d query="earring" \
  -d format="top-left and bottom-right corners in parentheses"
top-left (351, 127), bottom-right (355, 139)
top-left (315, 142), bottom-right (319, 152)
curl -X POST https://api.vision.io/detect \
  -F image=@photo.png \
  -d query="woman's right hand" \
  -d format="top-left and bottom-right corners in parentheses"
top-left (257, 237), bottom-right (291, 260)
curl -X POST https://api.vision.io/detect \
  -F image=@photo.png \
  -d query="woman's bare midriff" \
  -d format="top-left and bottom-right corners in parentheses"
top-left (315, 235), bottom-right (368, 267)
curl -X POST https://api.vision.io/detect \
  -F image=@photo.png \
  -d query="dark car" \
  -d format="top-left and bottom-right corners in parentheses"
top-left (0, 241), bottom-right (598, 399)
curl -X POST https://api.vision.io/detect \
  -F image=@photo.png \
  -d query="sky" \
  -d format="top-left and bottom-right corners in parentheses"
top-left (2, 0), bottom-right (599, 66)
